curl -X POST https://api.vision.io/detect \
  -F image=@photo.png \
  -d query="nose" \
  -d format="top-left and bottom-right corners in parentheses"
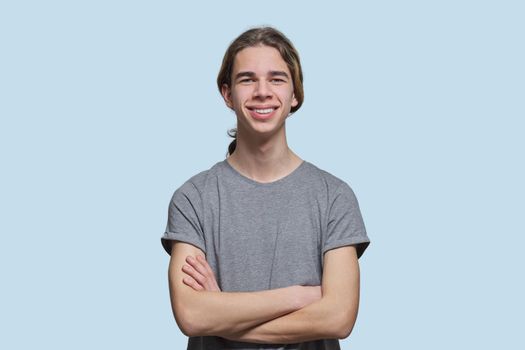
top-left (253, 79), bottom-right (273, 99)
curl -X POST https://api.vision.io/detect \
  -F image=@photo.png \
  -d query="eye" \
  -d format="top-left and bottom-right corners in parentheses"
top-left (270, 78), bottom-right (286, 84)
top-left (239, 78), bottom-right (255, 84)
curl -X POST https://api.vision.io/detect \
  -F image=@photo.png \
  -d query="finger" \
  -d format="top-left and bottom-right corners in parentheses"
top-left (196, 256), bottom-right (221, 291)
top-left (194, 255), bottom-right (216, 282)
top-left (196, 255), bottom-right (214, 274)
top-left (182, 264), bottom-right (207, 285)
top-left (182, 276), bottom-right (204, 291)
top-left (186, 256), bottom-right (209, 277)
top-left (186, 255), bottom-right (220, 292)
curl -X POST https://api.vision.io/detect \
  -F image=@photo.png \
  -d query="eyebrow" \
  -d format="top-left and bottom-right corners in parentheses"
top-left (234, 71), bottom-right (290, 80)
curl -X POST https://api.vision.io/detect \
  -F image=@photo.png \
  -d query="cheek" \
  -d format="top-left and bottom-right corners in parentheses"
top-left (230, 90), bottom-right (246, 111)
top-left (232, 88), bottom-right (251, 106)
top-left (279, 87), bottom-right (296, 103)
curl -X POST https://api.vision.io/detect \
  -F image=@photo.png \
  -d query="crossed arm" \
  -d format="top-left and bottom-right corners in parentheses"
top-left (167, 241), bottom-right (361, 344)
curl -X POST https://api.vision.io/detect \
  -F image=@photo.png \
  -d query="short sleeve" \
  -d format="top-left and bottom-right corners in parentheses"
top-left (322, 182), bottom-right (370, 260)
top-left (160, 181), bottom-right (206, 256)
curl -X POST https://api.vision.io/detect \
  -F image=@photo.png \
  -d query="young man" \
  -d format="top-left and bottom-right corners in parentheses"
top-left (161, 26), bottom-right (370, 349)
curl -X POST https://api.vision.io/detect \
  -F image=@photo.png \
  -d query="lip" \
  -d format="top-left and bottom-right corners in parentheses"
top-left (247, 106), bottom-right (279, 120)
top-left (247, 105), bottom-right (279, 109)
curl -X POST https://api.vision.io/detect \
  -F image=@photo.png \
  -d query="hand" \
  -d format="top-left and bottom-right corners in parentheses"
top-left (294, 285), bottom-right (322, 309)
top-left (182, 255), bottom-right (221, 292)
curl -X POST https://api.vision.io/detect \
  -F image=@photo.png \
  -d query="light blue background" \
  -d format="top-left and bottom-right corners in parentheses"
top-left (1, 0), bottom-right (523, 349)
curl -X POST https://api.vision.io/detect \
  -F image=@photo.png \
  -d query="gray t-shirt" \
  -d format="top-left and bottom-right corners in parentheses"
top-left (161, 159), bottom-right (370, 350)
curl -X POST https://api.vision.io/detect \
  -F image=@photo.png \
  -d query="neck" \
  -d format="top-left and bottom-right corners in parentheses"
top-left (227, 124), bottom-right (302, 183)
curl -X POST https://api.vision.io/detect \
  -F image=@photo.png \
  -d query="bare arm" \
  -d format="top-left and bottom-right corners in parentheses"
top-left (217, 246), bottom-right (361, 343)
top-left (168, 241), bottom-right (321, 337)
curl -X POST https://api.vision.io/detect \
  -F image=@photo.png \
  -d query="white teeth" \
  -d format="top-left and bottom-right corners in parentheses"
top-left (254, 108), bottom-right (274, 114)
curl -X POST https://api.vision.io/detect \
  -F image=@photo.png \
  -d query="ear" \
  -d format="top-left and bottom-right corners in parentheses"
top-left (291, 92), bottom-right (298, 108)
top-left (221, 84), bottom-right (234, 109)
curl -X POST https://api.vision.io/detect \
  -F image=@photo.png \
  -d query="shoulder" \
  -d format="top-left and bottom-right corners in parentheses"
top-left (171, 160), bottom-right (225, 199)
top-left (303, 161), bottom-right (355, 199)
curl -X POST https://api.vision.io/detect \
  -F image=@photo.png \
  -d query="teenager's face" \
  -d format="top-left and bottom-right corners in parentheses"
top-left (221, 45), bottom-right (298, 137)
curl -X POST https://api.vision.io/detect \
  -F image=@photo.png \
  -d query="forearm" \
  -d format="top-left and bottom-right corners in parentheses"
top-left (172, 282), bottom-right (301, 337)
top-left (222, 297), bottom-right (345, 344)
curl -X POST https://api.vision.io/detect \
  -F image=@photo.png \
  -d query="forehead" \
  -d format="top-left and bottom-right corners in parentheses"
top-left (233, 45), bottom-right (290, 75)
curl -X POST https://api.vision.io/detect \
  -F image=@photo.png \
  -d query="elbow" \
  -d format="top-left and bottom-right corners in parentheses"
top-left (169, 275), bottom-right (208, 336)
top-left (335, 325), bottom-right (354, 340)
top-left (177, 319), bottom-right (195, 337)
top-left (332, 308), bottom-right (358, 340)
top-left (179, 319), bottom-right (199, 337)
top-left (170, 287), bottom-right (210, 337)
top-left (173, 303), bottom-right (204, 337)
top-left (176, 310), bottom-right (196, 337)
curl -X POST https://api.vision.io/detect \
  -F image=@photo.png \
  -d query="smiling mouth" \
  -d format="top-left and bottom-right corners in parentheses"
top-left (253, 108), bottom-right (275, 114)
top-left (247, 106), bottom-right (278, 120)
top-left (247, 107), bottom-right (277, 114)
